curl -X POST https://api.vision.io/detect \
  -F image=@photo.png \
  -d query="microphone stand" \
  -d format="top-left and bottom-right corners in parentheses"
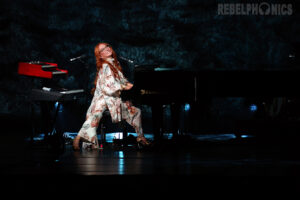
top-left (78, 58), bottom-right (90, 110)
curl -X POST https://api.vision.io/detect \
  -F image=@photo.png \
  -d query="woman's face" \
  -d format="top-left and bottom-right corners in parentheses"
top-left (99, 43), bottom-right (113, 58)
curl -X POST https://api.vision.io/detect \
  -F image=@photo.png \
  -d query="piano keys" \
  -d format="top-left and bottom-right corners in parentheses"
top-left (30, 88), bottom-right (84, 102)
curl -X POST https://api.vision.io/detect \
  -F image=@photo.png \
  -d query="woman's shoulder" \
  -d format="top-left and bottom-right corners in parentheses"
top-left (102, 62), bottom-right (109, 67)
top-left (102, 63), bottom-right (110, 70)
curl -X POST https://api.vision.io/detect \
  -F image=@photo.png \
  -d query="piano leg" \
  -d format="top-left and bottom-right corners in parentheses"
top-left (100, 123), bottom-right (106, 143)
top-left (121, 121), bottom-right (128, 146)
top-left (171, 103), bottom-right (180, 138)
top-left (151, 104), bottom-right (163, 141)
top-left (40, 101), bottom-right (62, 143)
top-left (40, 101), bottom-right (65, 151)
top-left (40, 102), bottom-right (53, 142)
top-left (30, 101), bottom-right (36, 144)
top-left (189, 98), bottom-right (212, 132)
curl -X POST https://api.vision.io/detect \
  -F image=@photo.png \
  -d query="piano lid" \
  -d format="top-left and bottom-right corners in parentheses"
top-left (18, 61), bottom-right (68, 79)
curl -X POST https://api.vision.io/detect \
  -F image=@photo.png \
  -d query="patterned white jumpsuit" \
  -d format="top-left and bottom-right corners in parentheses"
top-left (77, 58), bottom-right (143, 148)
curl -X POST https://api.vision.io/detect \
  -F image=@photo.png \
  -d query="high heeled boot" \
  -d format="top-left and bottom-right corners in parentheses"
top-left (73, 135), bottom-right (81, 150)
top-left (136, 135), bottom-right (151, 147)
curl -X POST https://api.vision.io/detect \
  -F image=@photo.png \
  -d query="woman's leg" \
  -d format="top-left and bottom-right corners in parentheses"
top-left (121, 101), bottom-right (150, 145)
top-left (73, 99), bottom-right (106, 150)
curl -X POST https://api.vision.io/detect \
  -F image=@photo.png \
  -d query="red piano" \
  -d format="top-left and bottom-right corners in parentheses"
top-left (18, 61), bottom-right (68, 79)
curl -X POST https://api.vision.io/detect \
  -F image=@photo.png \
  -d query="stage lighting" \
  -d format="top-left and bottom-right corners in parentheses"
top-left (249, 104), bottom-right (257, 111)
top-left (184, 103), bottom-right (190, 111)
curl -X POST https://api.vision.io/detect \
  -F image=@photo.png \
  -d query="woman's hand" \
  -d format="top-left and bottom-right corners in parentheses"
top-left (112, 90), bottom-right (121, 97)
top-left (123, 82), bottom-right (133, 90)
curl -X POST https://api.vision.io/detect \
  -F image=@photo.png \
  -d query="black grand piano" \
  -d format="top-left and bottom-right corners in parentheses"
top-left (121, 62), bottom-right (300, 140)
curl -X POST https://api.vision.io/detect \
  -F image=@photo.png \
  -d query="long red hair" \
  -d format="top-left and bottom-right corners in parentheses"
top-left (91, 42), bottom-right (123, 95)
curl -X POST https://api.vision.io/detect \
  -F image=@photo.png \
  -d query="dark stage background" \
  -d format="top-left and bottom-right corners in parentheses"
top-left (0, 0), bottom-right (298, 136)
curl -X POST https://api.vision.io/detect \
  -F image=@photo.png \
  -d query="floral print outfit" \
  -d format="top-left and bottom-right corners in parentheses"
top-left (78, 58), bottom-right (144, 148)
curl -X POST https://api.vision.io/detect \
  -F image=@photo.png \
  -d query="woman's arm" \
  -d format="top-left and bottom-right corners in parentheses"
top-left (118, 70), bottom-right (129, 85)
top-left (122, 82), bottom-right (133, 90)
top-left (99, 64), bottom-right (122, 96)
top-left (119, 71), bottom-right (133, 90)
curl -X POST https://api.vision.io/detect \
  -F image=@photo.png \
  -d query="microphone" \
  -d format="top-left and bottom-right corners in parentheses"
top-left (70, 54), bottom-right (86, 62)
top-left (119, 56), bottom-right (134, 63)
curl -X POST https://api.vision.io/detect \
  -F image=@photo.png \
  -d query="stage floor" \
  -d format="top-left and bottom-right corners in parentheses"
top-left (1, 133), bottom-right (299, 194)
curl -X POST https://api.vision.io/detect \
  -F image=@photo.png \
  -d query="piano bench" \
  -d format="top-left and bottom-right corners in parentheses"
top-left (99, 110), bottom-right (128, 146)
top-left (99, 110), bottom-right (111, 144)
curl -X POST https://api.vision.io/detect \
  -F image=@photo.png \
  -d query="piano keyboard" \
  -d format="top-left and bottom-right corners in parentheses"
top-left (33, 88), bottom-right (84, 101)
top-left (52, 71), bottom-right (68, 75)
top-left (42, 64), bottom-right (57, 69)
top-left (60, 89), bottom-right (84, 94)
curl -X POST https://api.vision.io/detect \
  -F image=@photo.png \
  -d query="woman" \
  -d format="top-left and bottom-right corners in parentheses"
top-left (73, 42), bottom-right (150, 150)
